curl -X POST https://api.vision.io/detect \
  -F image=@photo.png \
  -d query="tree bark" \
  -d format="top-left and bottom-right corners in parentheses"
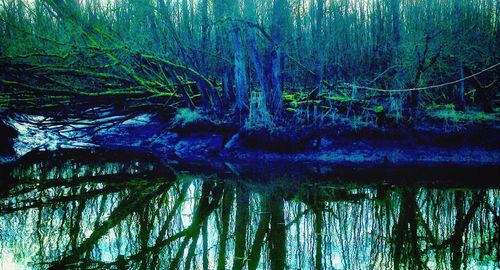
top-left (247, 27), bottom-right (270, 101)
top-left (455, 59), bottom-right (466, 111)
top-left (269, 0), bottom-right (288, 118)
top-left (231, 26), bottom-right (249, 112)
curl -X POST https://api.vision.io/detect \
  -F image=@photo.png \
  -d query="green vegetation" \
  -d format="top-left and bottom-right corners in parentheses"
top-left (374, 106), bottom-right (384, 114)
top-left (172, 108), bottom-right (206, 128)
top-left (0, 0), bottom-right (498, 129)
top-left (427, 108), bottom-right (499, 123)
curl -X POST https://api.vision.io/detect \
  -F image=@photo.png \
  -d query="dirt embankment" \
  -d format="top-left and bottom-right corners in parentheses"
top-left (1, 112), bottom-right (499, 165)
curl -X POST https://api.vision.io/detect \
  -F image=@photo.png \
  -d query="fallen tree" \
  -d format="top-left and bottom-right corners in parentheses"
top-left (0, 0), bottom-right (498, 129)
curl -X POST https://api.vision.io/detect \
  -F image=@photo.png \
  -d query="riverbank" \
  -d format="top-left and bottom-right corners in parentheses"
top-left (1, 111), bottom-right (499, 166)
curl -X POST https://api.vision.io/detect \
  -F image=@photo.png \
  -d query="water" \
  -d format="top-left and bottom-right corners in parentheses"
top-left (0, 149), bottom-right (498, 270)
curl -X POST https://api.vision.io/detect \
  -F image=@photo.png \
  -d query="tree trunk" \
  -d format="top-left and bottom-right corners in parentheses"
top-left (269, 0), bottom-right (288, 118)
top-left (247, 28), bottom-right (270, 99)
top-left (464, 65), bottom-right (494, 113)
top-left (201, 0), bottom-right (209, 68)
top-left (270, 47), bottom-right (283, 118)
top-left (456, 59), bottom-right (466, 111)
top-left (181, 0), bottom-right (190, 35)
top-left (314, 0), bottom-right (324, 89)
top-left (231, 26), bottom-right (249, 112)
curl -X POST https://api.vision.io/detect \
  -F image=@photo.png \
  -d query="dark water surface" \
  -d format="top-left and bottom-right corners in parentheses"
top-left (0, 150), bottom-right (499, 270)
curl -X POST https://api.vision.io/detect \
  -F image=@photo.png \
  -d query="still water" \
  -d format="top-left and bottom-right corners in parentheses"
top-left (0, 150), bottom-right (498, 270)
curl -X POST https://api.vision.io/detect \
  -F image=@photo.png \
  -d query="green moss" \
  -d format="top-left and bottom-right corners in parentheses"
top-left (374, 105), bottom-right (384, 113)
top-left (426, 103), bottom-right (455, 111)
top-left (325, 95), bottom-right (352, 102)
top-left (283, 92), bottom-right (296, 101)
top-left (427, 109), bottom-right (499, 123)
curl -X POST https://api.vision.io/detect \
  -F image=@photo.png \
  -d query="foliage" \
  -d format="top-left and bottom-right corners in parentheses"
top-left (374, 106), bottom-right (384, 113)
top-left (427, 109), bottom-right (499, 123)
top-left (0, 0), bottom-right (497, 126)
top-left (172, 108), bottom-right (206, 128)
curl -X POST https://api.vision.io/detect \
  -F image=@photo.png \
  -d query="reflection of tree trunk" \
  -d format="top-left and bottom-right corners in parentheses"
top-left (217, 184), bottom-right (234, 270)
top-left (269, 195), bottom-right (286, 270)
top-left (314, 207), bottom-right (323, 270)
top-left (248, 195), bottom-right (271, 270)
top-left (408, 192), bottom-right (419, 266)
top-left (132, 182), bottom-right (222, 267)
top-left (451, 191), bottom-right (464, 270)
top-left (139, 205), bottom-right (151, 270)
top-left (393, 197), bottom-right (405, 269)
top-left (202, 222), bottom-right (208, 270)
top-left (450, 191), bottom-right (484, 270)
top-left (57, 183), bottom-right (169, 266)
top-left (168, 229), bottom-right (193, 270)
top-left (170, 180), bottom-right (223, 270)
top-left (233, 186), bottom-right (249, 270)
top-left (36, 206), bottom-right (44, 261)
top-left (151, 184), bottom-right (189, 269)
top-left (393, 189), bottom-right (420, 270)
top-left (69, 199), bottom-right (86, 250)
top-left (183, 229), bottom-right (201, 270)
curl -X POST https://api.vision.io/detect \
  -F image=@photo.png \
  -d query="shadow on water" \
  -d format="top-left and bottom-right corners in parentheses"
top-left (0, 149), bottom-right (499, 269)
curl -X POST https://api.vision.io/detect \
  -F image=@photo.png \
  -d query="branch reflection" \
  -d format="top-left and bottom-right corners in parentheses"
top-left (0, 150), bottom-right (498, 269)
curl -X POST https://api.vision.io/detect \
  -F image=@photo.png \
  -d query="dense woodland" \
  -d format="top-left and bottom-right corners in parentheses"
top-left (0, 2), bottom-right (499, 268)
top-left (0, 0), bottom-right (499, 128)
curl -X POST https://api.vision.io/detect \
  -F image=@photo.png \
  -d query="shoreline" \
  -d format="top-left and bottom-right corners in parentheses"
top-left (1, 112), bottom-right (499, 166)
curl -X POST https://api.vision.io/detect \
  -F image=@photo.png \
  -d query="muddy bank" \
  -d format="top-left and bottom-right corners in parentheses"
top-left (1, 112), bottom-right (499, 166)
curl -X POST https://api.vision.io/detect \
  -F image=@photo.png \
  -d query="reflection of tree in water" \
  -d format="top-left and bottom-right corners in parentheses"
top-left (0, 154), bottom-right (498, 269)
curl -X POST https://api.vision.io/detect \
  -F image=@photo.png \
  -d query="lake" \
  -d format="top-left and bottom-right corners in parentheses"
top-left (0, 149), bottom-right (498, 270)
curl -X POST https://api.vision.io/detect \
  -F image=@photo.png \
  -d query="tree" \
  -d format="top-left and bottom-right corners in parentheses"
top-left (1, 0), bottom-right (497, 123)
top-left (268, 0), bottom-right (289, 118)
